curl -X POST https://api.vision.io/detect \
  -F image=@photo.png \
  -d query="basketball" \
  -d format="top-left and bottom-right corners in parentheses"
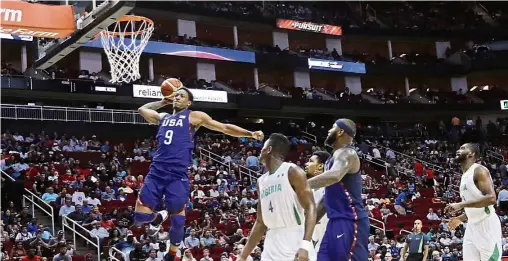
top-left (161, 78), bottom-right (183, 97)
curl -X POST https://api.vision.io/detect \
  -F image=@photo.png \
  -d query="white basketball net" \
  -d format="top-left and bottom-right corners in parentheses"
top-left (100, 16), bottom-right (154, 83)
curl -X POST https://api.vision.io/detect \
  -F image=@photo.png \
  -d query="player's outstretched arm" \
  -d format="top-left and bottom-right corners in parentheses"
top-left (191, 111), bottom-right (264, 140)
top-left (138, 98), bottom-right (171, 124)
top-left (239, 181), bottom-right (267, 261)
top-left (307, 148), bottom-right (359, 189)
top-left (289, 166), bottom-right (316, 261)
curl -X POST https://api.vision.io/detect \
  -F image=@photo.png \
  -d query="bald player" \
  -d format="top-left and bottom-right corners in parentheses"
top-left (307, 119), bottom-right (369, 261)
top-left (445, 143), bottom-right (501, 261)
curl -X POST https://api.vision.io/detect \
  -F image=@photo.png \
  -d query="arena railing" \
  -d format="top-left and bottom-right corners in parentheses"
top-left (399, 229), bottom-right (412, 235)
top-left (369, 217), bottom-right (386, 235)
top-left (301, 131), bottom-right (317, 144)
top-left (199, 147), bottom-right (259, 182)
top-left (62, 215), bottom-right (100, 261)
top-left (1, 104), bottom-right (149, 125)
top-left (108, 246), bottom-right (127, 261)
top-left (367, 142), bottom-right (462, 176)
top-left (486, 149), bottom-right (504, 162)
top-left (1, 170), bottom-right (55, 235)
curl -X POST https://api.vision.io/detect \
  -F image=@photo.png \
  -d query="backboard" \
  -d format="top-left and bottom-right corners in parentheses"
top-left (25, 0), bottom-right (136, 70)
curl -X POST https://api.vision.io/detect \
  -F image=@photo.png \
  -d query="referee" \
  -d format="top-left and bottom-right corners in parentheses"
top-left (400, 219), bottom-right (429, 261)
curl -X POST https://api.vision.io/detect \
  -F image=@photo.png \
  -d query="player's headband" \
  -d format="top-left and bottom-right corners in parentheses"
top-left (335, 119), bottom-right (356, 138)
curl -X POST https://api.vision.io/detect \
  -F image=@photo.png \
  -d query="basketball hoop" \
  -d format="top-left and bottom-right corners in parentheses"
top-left (100, 15), bottom-right (154, 83)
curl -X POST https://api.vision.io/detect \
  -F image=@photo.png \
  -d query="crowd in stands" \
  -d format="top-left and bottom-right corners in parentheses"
top-left (1, 116), bottom-right (507, 261)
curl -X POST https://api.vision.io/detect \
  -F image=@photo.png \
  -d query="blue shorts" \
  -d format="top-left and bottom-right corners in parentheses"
top-left (317, 218), bottom-right (369, 261)
top-left (139, 163), bottom-right (189, 213)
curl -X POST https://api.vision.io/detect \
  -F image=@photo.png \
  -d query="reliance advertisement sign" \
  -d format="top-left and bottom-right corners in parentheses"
top-left (308, 58), bottom-right (366, 74)
top-left (85, 38), bottom-right (256, 64)
top-left (133, 85), bottom-right (228, 103)
top-left (276, 19), bottom-right (342, 36)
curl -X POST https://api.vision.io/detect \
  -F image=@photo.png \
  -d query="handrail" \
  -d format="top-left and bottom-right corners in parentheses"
top-left (199, 148), bottom-right (259, 182)
top-left (62, 215), bottom-right (100, 261)
top-left (367, 142), bottom-right (462, 176)
top-left (1, 171), bottom-right (55, 235)
top-left (1, 104), bottom-right (149, 125)
top-left (399, 229), bottom-right (412, 235)
top-left (486, 150), bottom-right (504, 162)
top-left (109, 246), bottom-right (127, 261)
top-left (301, 131), bottom-right (317, 144)
top-left (24, 189), bottom-right (55, 235)
top-left (369, 217), bottom-right (386, 234)
top-left (478, 3), bottom-right (489, 13)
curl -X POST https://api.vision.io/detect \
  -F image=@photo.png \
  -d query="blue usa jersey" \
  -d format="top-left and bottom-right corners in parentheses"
top-left (152, 109), bottom-right (195, 168)
top-left (323, 147), bottom-right (368, 220)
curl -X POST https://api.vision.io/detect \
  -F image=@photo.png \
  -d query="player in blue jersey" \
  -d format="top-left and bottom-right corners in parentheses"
top-left (307, 118), bottom-right (369, 261)
top-left (137, 87), bottom-right (264, 261)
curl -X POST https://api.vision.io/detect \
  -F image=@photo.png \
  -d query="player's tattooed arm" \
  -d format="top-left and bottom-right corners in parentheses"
top-left (191, 111), bottom-right (264, 140)
top-left (307, 148), bottom-right (360, 189)
top-left (138, 99), bottom-right (171, 124)
top-left (289, 166), bottom-right (316, 242)
top-left (239, 181), bottom-right (267, 261)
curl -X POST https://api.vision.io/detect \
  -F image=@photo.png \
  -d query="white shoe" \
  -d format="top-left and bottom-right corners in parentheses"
top-left (147, 210), bottom-right (168, 237)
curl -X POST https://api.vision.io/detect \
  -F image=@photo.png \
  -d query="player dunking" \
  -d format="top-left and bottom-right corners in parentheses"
top-left (307, 119), bottom-right (369, 261)
top-left (136, 88), bottom-right (263, 261)
top-left (445, 143), bottom-right (501, 261)
top-left (304, 151), bottom-right (331, 252)
top-left (239, 133), bottom-right (317, 261)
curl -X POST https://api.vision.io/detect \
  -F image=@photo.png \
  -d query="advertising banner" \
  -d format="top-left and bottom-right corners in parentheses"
top-left (85, 38), bottom-right (256, 64)
top-left (276, 19), bottom-right (342, 36)
top-left (133, 85), bottom-right (228, 103)
top-left (0, 33), bottom-right (33, 41)
top-left (308, 58), bottom-right (366, 74)
top-left (0, 1), bottom-right (76, 38)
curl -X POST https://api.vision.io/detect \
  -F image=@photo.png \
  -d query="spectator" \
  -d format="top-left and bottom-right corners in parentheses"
top-left (101, 186), bottom-right (116, 202)
top-left (52, 244), bottom-right (72, 261)
top-left (58, 199), bottom-right (75, 217)
top-left (246, 151), bottom-right (260, 171)
top-left (394, 189), bottom-right (407, 215)
top-left (239, 192), bottom-right (257, 206)
top-left (185, 229), bottom-right (200, 249)
top-left (498, 186), bottom-right (508, 211)
top-left (21, 248), bottom-right (41, 261)
top-left (41, 187), bottom-right (58, 203)
top-left (200, 230), bottom-right (215, 248)
top-left (182, 248), bottom-right (197, 261)
top-left (200, 249), bottom-right (213, 261)
top-left (146, 249), bottom-right (161, 261)
top-left (426, 208), bottom-right (440, 221)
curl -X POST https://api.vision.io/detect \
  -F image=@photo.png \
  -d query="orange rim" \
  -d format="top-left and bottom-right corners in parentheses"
top-left (101, 15), bottom-right (154, 37)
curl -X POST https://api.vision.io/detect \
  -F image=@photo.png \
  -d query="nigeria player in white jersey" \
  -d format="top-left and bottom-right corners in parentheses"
top-left (445, 143), bottom-right (502, 261)
top-left (239, 133), bottom-right (317, 261)
top-left (304, 150), bottom-right (331, 252)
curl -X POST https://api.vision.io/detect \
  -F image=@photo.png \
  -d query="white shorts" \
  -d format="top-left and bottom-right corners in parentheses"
top-left (262, 226), bottom-right (316, 261)
top-left (312, 215), bottom-right (329, 252)
top-left (463, 214), bottom-right (502, 261)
